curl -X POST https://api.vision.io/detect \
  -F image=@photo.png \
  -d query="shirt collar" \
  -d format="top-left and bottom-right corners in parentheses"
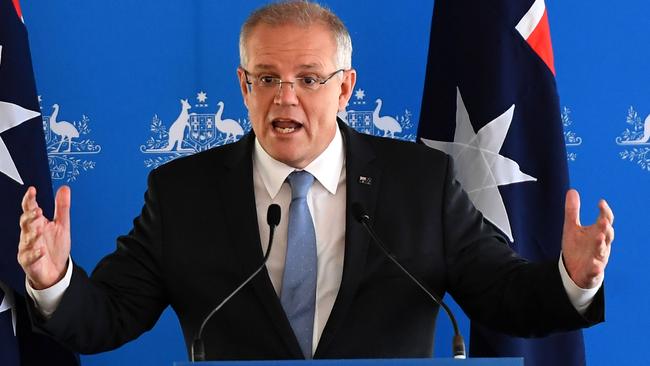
top-left (253, 125), bottom-right (345, 199)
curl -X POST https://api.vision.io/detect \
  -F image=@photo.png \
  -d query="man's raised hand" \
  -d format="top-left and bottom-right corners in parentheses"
top-left (561, 189), bottom-right (614, 289)
top-left (18, 186), bottom-right (72, 290)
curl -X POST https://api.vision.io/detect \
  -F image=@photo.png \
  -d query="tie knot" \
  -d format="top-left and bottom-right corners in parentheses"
top-left (287, 170), bottom-right (314, 200)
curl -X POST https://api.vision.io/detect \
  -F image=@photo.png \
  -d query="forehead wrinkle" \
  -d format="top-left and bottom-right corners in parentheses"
top-left (251, 64), bottom-right (276, 71)
top-left (250, 62), bottom-right (325, 73)
top-left (297, 63), bottom-right (323, 70)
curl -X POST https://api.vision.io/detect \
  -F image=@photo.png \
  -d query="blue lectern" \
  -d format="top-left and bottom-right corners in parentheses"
top-left (174, 358), bottom-right (523, 366)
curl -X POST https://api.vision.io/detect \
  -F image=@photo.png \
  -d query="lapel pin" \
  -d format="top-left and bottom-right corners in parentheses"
top-left (358, 176), bottom-right (372, 185)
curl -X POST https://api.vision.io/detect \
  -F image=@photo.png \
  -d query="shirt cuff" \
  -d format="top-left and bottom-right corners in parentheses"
top-left (25, 257), bottom-right (73, 319)
top-left (558, 253), bottom-right (602, 315)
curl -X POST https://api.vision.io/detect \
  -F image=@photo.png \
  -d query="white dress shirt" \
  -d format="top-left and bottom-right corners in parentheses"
top-left (253, 125), bottom-right (346, 355)
top-left (27, 124), bottom-right (601, 357)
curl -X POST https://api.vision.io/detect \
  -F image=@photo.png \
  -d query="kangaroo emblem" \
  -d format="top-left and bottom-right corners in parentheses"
top-left (151, 99), bottom-right (193, 151)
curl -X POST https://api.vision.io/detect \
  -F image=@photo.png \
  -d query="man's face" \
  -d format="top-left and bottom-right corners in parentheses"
top-left (238, 22), bottom-right (356, 169)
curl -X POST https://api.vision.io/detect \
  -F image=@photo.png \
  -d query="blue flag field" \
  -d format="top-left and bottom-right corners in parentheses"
top-left (418, 0), bottom-right (584, 365)
top-left (0, 0), bottom-right (78, 364)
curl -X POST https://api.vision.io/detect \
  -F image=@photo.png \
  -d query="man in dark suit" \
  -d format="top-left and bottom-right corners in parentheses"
top-left (17, 1), bottom-right (613, 361)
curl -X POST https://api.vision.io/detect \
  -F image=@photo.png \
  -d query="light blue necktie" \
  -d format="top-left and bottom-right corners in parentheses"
top-left (281, 170), bottom-right (317, 359)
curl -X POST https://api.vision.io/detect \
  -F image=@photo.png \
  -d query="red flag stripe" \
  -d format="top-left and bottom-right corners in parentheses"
top-left (11, 0), bottom-right (23, 22)
top-left (515, 0), bottom-right (555, 75)
top-left (526, 10), bottom-right (555, 75)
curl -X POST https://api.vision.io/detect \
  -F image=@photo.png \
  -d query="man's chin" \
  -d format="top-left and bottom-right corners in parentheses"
top-left (279, 157), bottom-right (309, 169)
top-left (269, 150), bottom-right (312, 169)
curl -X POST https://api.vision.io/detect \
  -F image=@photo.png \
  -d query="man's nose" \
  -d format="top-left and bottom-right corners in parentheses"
top-left (274, 81), bottom-right (299, 105)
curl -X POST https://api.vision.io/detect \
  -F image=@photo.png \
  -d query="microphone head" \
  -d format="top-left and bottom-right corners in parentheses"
top-left (351, 202), bottom-right (368, 223)
top-left (267, 204), bottom-right (281, 226)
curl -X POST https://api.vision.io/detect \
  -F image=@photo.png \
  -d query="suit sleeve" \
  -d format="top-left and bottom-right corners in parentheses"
top-left (439, 156), bottom-right (604, 337)
top-left (27, 170), bottom-right (169, 354)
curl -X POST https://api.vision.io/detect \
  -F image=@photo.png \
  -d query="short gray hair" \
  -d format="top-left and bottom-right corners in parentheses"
top-left (239, 1), bottom-right (352, 70)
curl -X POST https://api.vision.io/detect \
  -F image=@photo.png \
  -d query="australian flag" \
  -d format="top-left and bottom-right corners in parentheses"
top-left (0, 0), bottom-right (78, 364)
top-left (418, 0), bottom-right (585, 365)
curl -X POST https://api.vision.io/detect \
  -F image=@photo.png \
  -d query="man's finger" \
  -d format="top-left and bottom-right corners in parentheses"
top-left (53, 185), bottom-right (71, 230)
top-left (603, 221), bottom-right (615, 245)
top-left (26, 224), bottom-right (44, 247)
top-left (19, 207), bottom-right (42, 231)
top-left (21, 186), bottom-right (38, 212)
top-left (18, 225), bottom-right (43, 261)
top-left (564, 189), bottom-right (581, 227)
top-left (595, 234), bottom-right (609, 261)
top-left (598, 199), bottom-right (614, 225)
top-left (18, 245), bottom-right (45, 268)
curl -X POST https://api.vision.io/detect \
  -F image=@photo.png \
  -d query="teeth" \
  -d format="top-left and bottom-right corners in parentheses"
top-left (275, 126), bottom-right (296, 134)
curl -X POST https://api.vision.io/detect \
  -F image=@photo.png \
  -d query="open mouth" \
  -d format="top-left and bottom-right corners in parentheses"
top-left (272, 118), bottom-right (302, 134)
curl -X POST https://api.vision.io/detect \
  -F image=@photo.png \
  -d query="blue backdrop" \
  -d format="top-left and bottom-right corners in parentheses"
top-left (17, 1), bottom-right (649, 365)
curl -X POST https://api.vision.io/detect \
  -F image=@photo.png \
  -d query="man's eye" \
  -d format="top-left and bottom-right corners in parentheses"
top-left (258, 76), bottom-right (277, 85)
top-left (300, 77), bottom-right (318, 86)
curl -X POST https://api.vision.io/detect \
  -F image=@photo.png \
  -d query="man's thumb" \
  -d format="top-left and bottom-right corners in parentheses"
top-left (565, 189), bottom-right (581, 227)
top-left (54, 185), bottom-right (71, 229)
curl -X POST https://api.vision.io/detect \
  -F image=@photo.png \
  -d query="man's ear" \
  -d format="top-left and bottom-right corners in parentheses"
top-left (237, 67), bottom-right (251, 109)
top-left (339, 69), bottom-right (356, 111)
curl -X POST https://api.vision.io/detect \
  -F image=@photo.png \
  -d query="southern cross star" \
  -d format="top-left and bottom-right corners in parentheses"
top-left (0, 45), bottom-right (42, 185)
top-left (421, 88), bottom-right (536, 242)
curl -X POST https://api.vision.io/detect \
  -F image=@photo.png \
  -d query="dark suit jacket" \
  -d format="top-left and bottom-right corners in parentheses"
top-left (29, 121), bottom-right (603, 360)
top-left (14, 293), bottom-right (79, 365)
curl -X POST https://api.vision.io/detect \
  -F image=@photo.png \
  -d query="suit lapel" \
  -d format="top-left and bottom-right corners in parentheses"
top-left (218, 133), bottom-right (304, 358)
top-left (217, 124), bottom-right (382, 358)
top-left (315, 122), bottom-right (382, 357)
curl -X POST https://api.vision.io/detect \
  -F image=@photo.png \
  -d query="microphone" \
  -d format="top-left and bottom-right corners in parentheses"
top-left (191, 204), bottom-right (281, 361)
top-left (351, 203), bottom-right (466, 359)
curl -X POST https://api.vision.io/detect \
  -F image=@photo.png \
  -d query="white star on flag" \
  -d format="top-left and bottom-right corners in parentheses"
top-left (421, 88), bottom-right (537, 242)
top-left (0, 45), bottom-right (42, 185)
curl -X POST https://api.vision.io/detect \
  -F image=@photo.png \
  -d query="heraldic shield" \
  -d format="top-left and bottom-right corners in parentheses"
top-left (188, 114), bottom-right (217, 148)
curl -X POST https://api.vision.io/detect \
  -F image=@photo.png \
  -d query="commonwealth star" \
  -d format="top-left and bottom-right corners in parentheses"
top-left (421, 88), bottom-right (536, 242)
